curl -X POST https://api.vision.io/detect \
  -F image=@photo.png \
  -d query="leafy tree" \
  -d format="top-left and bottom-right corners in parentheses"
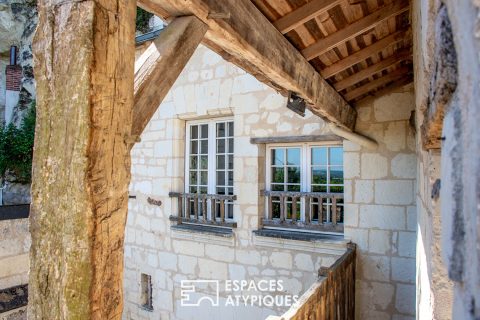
top-left (0, 103), bottom-right (36, 184)
top-left (136, 7), bottom-right (153, 33)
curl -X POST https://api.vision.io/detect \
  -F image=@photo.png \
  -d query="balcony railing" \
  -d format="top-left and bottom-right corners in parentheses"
top-left (262, 191), bottom-right (344, 233)
top-left (266, 244), bottom-right (356, 320)
top-left (169, 192), bottom-right (237, 228)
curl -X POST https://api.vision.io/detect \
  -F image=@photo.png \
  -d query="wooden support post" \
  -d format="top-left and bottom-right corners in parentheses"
top-left (30, 0), bottom-right (136, 318)
top-left (132, 16), bottom-right (207, 139)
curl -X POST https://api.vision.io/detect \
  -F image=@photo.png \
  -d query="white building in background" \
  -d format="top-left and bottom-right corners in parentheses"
top-left (123, 43), bottom-right (417, 320)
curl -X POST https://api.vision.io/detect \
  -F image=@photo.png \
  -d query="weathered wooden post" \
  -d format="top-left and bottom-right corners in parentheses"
top-left (29, 0), bottom-right (136, 318)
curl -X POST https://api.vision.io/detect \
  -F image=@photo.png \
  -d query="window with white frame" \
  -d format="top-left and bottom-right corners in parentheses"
top-left (266, 143), bottom-right (344, 225)
top-left (186, 119), bottom-right (234, 219)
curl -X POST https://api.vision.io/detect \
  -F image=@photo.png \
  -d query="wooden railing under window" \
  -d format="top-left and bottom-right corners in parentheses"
top-left (169, 192), bottom-right (237, 228)
top-left (262, 191), bottom-right (344, 233)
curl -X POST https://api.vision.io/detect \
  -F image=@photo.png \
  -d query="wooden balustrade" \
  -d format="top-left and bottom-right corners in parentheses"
top-left (262, 191), bottom-right (344, 233)
top-left (266, 244), bottom-right (356, 320)
top-left (169, 192), bottom-right (237, 228)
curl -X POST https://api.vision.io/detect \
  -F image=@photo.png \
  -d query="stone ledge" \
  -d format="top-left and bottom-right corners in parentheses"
top-left (253, 229), bottom-right (349, 255)
top-left (170, 224), bottom-right (235, 246)
top-left (0, 284), bottom-right (28, 314)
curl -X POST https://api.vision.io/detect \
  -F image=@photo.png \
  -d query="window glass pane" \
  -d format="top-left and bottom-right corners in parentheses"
top-left (189, 186), bottom-right (197, 193)
top-left (311, 147), bottom-right (327, 165)
top-left (199, 186), bottom-right (208, 194)
top-left (330, 167), bottom-right (343, 185)
top-left (228, 122), bottom-right (234, 137)
top-left (272, 184), bottom-right (284, 191)
top-left (228, 155), bottom-right (233, 169)
top-left (228, 171), bottom-right (233, 186)
top-left (271, 149), bottom-right (284, 166)
top-left (217, 155), bottom-right (225, 169)
top-left (228, 138), bottom-right (234, 153)
top-left (330, 186), bottom-right (344, 193)
top-left (217, 122), bottom-right (225, 137)
top-left (216, 187), bottom-right (225, 195)
top-left (330, 147), bottom-right (343, 165)
top-left (189, 171), bottom-right (197, 185)
top-left (217, 139), bottom-right (225, 153)
top-left (190, 125), bottom-right (198, 139)
top-left (200, 156), bottom-right (208, 170)
top-left (190, 140), bottom-right (198, 154)
top-left (312, 185), bottom-right (327, 192)
top-left (287, 184), bottom-right (300, 192)
top-left (201, 124), bottom-right (208, 139)
top-left (312, 167), bottom-right (327, 184)
top-left (217, 171), bottom-right (225, 186)
top-left (272, 202), bottom-right (280, 219)
top-left (287, 167), bottom-right (301, 183)
top-left (287, 148), bottom-right (300, 166)
top-left (271, 167), bottom-right (284, 184)
top-left (200, 171), bottom-right (208, 185)
top-left (189, 156), bottom-right (197, 169)
top-left (200, 140), bottom-right (208, 154)
top-left (228, 187), bottom-right (234, 195)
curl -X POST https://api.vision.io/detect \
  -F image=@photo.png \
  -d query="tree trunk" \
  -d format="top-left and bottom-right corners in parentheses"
top-left (29, 0), bottom-right (135, 318)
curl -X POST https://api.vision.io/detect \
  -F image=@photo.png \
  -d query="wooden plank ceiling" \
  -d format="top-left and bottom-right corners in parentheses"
top-left (250, 0), bottom-right (413, 103)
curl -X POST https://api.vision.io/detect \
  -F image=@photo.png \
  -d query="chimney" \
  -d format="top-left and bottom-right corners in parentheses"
top-left (5, 45), bottom-right (22, 124)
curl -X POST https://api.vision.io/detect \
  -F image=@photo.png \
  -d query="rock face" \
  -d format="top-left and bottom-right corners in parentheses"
top-left (0, 0), bottom-right (37, 205)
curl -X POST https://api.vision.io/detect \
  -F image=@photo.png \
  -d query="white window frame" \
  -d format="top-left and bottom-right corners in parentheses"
top-left (265, 141), bottom-right (343, 225)
top-left (185, 117), bottom-right (234, 220)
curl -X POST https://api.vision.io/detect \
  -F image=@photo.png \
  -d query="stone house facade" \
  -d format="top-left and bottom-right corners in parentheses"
top-left (123, 44), bottom-right (417, 320)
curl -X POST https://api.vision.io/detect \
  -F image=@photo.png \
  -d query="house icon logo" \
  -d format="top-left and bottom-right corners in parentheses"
top-left (180, 280), bottom-right (220, 307)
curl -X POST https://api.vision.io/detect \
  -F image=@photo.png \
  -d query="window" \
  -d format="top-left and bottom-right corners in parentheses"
top-left (140, 273), bottom-right (153, 311)
top-left (186, 119), bottom-right (234, 219)
top-left (266, 143), bottom-right (344, 227)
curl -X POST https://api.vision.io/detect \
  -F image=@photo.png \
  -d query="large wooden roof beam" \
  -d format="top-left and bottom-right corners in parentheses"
top-left (321, 29), bottom-right (408, 79)
top-left (273, 0), bottom-right (343, 34)
top-left (334, 50), bottom-right (412, 91)
top-left (302, 0), bottom-right (409, 61)
top-left (139, 0), bottom-right (357, 130)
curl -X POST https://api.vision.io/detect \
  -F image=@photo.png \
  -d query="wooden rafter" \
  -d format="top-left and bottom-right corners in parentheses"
top-left (139, 0), bottom-right (357, 130)
top-left (334, 50), bottom-right (412, 91)
top-left (344, 66), bottom-right (410, 101)
top-left (321, 29), bottom-right (408, 79)
top-left (302, 0), bottom-right (409, 61)
top-left (132, 16), bottom-right (207, 138)
top-left (273, 0), bottom-right (343, 34)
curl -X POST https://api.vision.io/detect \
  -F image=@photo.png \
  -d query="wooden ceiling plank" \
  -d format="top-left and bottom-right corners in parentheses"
top-left (334, 50), bottom-right (412, 91)
top-left (354, 76), bottom-right (413, 102)
top-left (301, 0), bottom-right (409, 61)
top-left (344, 66), bottom-right (410, 101)
top-left (274, 0), bottom-right (343, 34)
top-left (321, 29), bottom-right (408, 78)
top-left (138, 0), bottom-right (357, 130)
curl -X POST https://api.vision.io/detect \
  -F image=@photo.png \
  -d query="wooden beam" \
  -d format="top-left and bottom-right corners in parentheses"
top-left (344, 67), bottom-right (410, 101)
top-left (273, 0), bottom-right (342, 34)
top-left (302, 0), bottom-right (409, 61)
top-left (321, 29), bottom-right (408, 78)
top-left (30, 0), bottom-right (136, 318)
top-left (334, 50), bottom-right (412, 91)
top-left (132, 16), bottom-right (207, 138)
top-left (139, 0), bottom-right (357, 130)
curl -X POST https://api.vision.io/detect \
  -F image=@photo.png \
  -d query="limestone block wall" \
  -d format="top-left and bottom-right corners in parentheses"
top-left (124, 45), bottom-right (345, 320)
top-left (0, 218), bottom-right (30, 290)
top-left (343, 84), bottom-right (417, 319)
top-left (124, 45), bottom-right (418, 319)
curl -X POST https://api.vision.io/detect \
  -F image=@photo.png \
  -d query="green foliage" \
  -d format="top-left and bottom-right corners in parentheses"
top-left (136, 7), bottom-right (153, 33)
top-left (0, 103), bottom-right (36, 184)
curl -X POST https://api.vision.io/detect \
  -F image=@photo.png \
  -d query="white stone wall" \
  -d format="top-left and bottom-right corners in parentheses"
top-left (0, 218), bottom-right (30, 289)
top-left (124, 45), bottom-right (418, 319)
top-left (344, 84), bottom-right (417, 319)
top-left (124, 45), bottom-right (345, 320)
